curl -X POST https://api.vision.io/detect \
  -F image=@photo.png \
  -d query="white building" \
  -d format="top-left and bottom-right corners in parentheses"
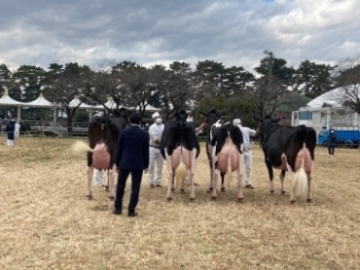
top-left (292, 85), bottom-right (360, 135)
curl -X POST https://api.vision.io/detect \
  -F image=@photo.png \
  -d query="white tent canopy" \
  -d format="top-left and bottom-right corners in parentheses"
top-left (0, 90), bottom-right (25, 106)
top-left (93, 97), bottom-right (129, 110)
top-left (134, 104), bottom-right (161, 111)
top-left (307, 85), bottom-right (360, 108)
top-left (69, 95), bottom-right (94, 108)
top-left (26, 93), bottom-right (56, 107)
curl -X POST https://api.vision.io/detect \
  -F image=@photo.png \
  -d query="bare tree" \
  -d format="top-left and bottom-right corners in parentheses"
top-left (44, 62), bottom-right (93, 131)
top-left (161, 61), bottom-right (194, 118)
top-left (332, 55), bottom-right (360, 114)
top-left (249, 75), bottom-right (290, 117)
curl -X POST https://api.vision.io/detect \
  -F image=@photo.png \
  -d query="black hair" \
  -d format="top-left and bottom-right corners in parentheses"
top-left (129, 111), bottom-right (142, 125)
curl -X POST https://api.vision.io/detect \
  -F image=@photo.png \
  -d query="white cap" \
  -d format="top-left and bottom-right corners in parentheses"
top-left (233, 118), bottom-right (241, 126)
top-left (152, 112), bottom-right (160, 119)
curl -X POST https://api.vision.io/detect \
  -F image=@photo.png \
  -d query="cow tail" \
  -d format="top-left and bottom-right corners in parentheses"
top-left (175, 144), bottom-right (187, 191)
top-left (292, 143), bottom-right (308, 199)
top-left (175, 124), bottom-right (187, 191)
top-left (71, 140), bottom-right (97, 153)
top-left (225, 154), bottom-right (233, 190)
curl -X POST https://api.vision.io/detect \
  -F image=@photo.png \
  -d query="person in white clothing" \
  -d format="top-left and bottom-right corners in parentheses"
top-left (14, 121), bottom-right (20, 138)
top-left (233, 118), bottom-right (256, 189)
top-left (93, 169), bottom-right (104, 187)
top-left (148, 112), bottom-right (165, 188)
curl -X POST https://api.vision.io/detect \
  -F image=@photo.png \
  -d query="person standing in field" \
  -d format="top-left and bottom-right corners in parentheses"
top-left (6, 118), bottom-right (15, 146)
top-left (148, 112), bottom-right (164, 188)
top-left (114, 112), bottom-right (149, 217)
top-left (15, 121), bottom-right (20, 138)
top-left (233, 118), bottom-right (256, 189)
top-left (328, 128), bottom-right (336, 156)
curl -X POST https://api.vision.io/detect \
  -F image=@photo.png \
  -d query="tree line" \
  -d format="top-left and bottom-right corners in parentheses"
top-left (0, 50), bottom-right (359, 129)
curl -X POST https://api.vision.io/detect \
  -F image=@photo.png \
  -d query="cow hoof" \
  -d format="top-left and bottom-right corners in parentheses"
top-left (290, 200), bottom-right (296, 204)
top-left (180, 189), bottom-right (186, 194)
top-left (270, 190), bottom-right (274, 194)
top-left (211, 197), bottom-right (217, 201)
top-left (104, 186), bottom-right (109, 192)
top-left (207, 188), bottom-right (213, 193)
top-left (109, 196), bottom-right (114, 201)
top-left (237, 198), bottom-right (244, 203)
top-left (306, 199), bottom-right (312, 203)
top-left (221, 187), bottom-right (226, 192)
top-left (281, 191), bottom-right (286, 195)
top-left (86, 195), bottom-right (92, 200)
top-left (171, 188), bottom-right (175, 192)
top-left (167, 198), bottom-right (172, 202)
top-left (189, 198), bottom-right (195, 201)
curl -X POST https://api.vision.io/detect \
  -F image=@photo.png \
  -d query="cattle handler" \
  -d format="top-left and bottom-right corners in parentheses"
top-left (233, 118), bottom-right (256, 189)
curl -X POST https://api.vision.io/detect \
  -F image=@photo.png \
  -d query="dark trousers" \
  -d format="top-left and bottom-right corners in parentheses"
top-left (328, 144), bottom-right (335, 155)
top-left (115, 169), bottom-right (143, 213)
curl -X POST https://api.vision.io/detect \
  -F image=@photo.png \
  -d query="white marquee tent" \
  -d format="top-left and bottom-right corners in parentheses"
top-left (0, 90), bottom-right (26, 120)
top-left (1, 91), bottom-right (163, 122)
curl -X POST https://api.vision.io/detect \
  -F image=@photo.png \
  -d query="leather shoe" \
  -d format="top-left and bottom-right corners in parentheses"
top-left (113, 210), bottom-right (122, 215)
top-left (128, 212), bottom-right (138, 217)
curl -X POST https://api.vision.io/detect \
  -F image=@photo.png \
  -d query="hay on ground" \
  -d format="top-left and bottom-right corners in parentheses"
top-left (0, 137), bottom-right (359, 269)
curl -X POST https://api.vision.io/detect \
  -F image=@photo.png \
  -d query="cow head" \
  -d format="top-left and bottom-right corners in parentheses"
top-left (174, 109), bottom-right (188, 124)
top-left (198, 108), bottom-right (225, 127)
top-left (253, 115), bottom-right (281, 139)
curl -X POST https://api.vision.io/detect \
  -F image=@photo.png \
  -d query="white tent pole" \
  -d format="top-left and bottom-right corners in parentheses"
top-left (53, 107), bottom-right (57, 124)
top-left (17, 106), bottom-right (21, 122)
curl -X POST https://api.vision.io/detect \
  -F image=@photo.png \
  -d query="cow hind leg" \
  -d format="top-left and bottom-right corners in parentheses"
top-left (189, 149), bottom-right (197, 201)
top-left (280, 170), bottom-right (286, 195)
top-left (211, 161), bottom-right (219, 200)
top-left (265, 160), bottom-right (274, 194)
top-left (171, 175), bottom-right (175, 192)
top-left (307, 173), bottom-right (312, 203)
top-left (207, 159), bottom-right (214, 193)
top-left (165, 149), bottom-right (174, 201)
top-left (237, 153), bottom-right (244, 202)
top-left (86, 166), bottom-right (94, 199)
top-left (220, 172), bottom-right (226, 192)
top-left (104, 170), bottom-right (110, 192)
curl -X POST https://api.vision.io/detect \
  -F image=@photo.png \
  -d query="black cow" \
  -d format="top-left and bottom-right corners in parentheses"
top-left (209, 121), bottom-right (245, 201)
top-left (19, 121), bottom-right (31, 134)
top-left (198, 109), bottom-right (227, 192)
top-left (254, 115), bottom-right (317, 203)
top-left (160, 109), bottom-right (200, 201)
top-left (72, 108), bottom-right (130, 200)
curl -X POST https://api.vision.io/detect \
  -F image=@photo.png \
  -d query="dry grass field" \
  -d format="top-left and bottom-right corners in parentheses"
top-left (0, 136), bottom-right (360, 270)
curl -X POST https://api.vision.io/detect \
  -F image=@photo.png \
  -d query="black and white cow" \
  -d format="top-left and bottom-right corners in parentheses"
top-left (254, 115), bottom-right (317, 203)
top-left (198, 109), bottom-right (227, 193)
top-left (210, 121), bottom-right (244, 201)
top-left (160, 109), bottom-right (200, 201)
top-left (72, 108), bottom-right (130, 200)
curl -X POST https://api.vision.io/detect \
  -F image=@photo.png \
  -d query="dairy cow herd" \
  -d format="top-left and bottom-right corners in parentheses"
top-left (72, 108), bottom-right (317, 205)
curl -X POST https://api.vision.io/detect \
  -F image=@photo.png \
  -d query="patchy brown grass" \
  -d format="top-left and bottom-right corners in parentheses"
top-left (0, 136), bottom-right (360, 270)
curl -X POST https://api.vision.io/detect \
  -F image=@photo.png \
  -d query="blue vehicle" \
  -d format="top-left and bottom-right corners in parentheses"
top-left (317, 127), bottom-right (360, 148)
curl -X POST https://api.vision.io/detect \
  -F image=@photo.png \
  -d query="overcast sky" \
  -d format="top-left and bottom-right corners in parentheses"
top-left (0, 0), bottom-right (359, 73)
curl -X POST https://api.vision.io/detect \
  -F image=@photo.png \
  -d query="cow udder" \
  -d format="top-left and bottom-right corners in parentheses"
top-left (92, 143), bottom-right (111, 170)
top-left (217, 143), bottom-right (239, 173)
top-left (294, 147), bottom-right (312, 173)
top-left (171, 147), bottom-right (191, 171)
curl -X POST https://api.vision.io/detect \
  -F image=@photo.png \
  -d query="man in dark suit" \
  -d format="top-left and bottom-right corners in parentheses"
top-left (114, 111), bottom-right (149, 217)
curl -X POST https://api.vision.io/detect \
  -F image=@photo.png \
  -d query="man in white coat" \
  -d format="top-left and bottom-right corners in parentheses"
top-left (148, 112), bottom-right (164, 188)
top-left (15, 121), bottom-right (21, 138)
top-left (233, 118), bottom-right (256, 189)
